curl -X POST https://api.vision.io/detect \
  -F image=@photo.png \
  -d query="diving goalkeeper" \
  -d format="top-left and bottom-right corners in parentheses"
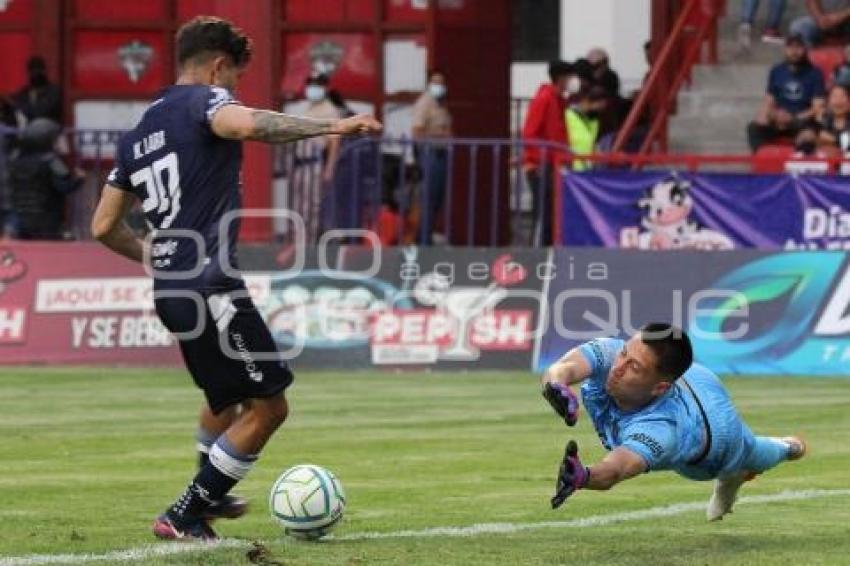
top-left (541, 322), bottom-right (805, 520)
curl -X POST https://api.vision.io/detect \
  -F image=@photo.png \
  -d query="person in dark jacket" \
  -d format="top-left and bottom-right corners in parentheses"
top-left (12, 56), bottom-right (63, 124)
top-left (8, 118), bottom-right (82, 239)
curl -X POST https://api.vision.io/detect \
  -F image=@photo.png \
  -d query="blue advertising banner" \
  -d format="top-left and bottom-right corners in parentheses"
top-left (537, 248), bottom-right (850, 376)
top-left (560, 171), bottom-right (850, 250)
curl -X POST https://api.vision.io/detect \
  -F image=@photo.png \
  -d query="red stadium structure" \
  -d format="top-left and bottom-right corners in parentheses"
top-left (0, 0), bottom-right (511, 242)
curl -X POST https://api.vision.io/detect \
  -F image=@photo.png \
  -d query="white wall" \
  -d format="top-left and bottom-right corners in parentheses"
top-left (512, 0), bottom-right (651, 100)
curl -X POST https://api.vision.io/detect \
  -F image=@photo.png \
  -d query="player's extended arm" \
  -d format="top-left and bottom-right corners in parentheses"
top-left (210, 105), bottom-right (382, 143)
top-left (91, 185), bottom-right (147, 263)
top-left (540, 347), bottom-right (592, 426)
top-left (551, 441), bottom-right (646, 508)
top-left (542, 347), bottom-right (592, 387)
top-left (586, 446), bottom-right (647, 490)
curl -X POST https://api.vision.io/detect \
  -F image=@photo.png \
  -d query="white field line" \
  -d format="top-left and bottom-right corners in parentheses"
top-left (339, 488), bottom-right (850, 540)
top-left (2, 488), bottom-right (848, 565)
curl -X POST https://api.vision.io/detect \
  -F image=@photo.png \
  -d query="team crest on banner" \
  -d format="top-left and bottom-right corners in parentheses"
top-left (309, 40), bottom-right (344, 77)
top-left (118, 40), bottom-right (154, 83)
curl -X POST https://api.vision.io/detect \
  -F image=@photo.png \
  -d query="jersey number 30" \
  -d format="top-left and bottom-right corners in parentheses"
top-left (131, 152), bottom-right (181, 229)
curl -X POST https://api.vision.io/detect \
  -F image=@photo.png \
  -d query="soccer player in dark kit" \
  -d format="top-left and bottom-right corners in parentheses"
top-left (91, 16), bottom-right (382, 541)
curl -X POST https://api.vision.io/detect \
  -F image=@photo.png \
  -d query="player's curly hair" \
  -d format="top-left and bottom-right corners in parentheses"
top-left (176, 16), bottom-right (252, 68)
top-left (640, 322), bottom-right (693, 381)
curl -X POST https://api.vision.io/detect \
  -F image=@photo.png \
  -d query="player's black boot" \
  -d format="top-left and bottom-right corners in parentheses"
top-left (203, 494), bottom-right (249, 520)
top-left (153, 514), bottom-right (219, 541)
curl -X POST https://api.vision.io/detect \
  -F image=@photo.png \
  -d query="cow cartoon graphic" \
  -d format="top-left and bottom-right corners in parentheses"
top-left (633, 179), bottom-right (734, 250)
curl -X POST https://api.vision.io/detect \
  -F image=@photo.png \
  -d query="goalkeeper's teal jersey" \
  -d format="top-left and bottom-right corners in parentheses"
top-left (577, 338), bottom-right (755, 479)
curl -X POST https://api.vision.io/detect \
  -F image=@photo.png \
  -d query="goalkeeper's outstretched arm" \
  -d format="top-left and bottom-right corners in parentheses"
top-left (551, 442), bottom-right (648, 508)
top-left (585, 447), bottom-right (647, 490)
top-left (542, 347), bottom-right (593, 387)
top-left (541, 347), bottom-right (593, 427)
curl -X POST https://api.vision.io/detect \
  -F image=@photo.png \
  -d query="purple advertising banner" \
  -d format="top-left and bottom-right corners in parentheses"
top-left (561, 171), bottom-right (850, 250)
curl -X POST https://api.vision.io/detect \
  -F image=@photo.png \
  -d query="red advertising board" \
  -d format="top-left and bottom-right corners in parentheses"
top-left (72, 31), bottom-right (167, 95)
top-left (72, 0), bottom-right (170, 21)
top-left (281, 33), bottom-right (377, 98)
top-left (283, 0), bottom-right (375, 23)
top-left (0, 242), bottom-right (181, 365)
top-left (0, 33), bottom-right (31, 94)
top-left (0, 0), bottom-right (33, 24)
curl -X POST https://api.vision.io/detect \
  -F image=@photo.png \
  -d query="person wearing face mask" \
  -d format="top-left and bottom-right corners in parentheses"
top-left (564, 86), bottom-right (607, 171)
top-left (290, 73), bottom-right (344, 243)
top-left (816, 84), bottom-right (850, 155)
top-left (521, 60), bottom-right (573, 246)
top-left (12, 56), bottom-right (62, 125)
top-left (412, 69), bottom-right (453, 245)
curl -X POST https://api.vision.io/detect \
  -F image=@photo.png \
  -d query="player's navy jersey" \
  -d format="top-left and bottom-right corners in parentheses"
top-left (107, 84), bottom-right (244, 291)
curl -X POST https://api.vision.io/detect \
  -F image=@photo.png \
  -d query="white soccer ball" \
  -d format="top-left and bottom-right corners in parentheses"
top-left (269, 464), bottom-right (346, 540)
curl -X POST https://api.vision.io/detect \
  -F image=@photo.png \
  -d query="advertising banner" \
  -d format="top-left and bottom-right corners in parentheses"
top-left (560, 172), bottom-right (850, 251)
top-left (0, 242), bottom-right (181, 365)
top-left (0, 243), bottom-right (545, 370)
top-left (253, 246), bottom-right (546, 370)
top-left (537, 248), bottom-right (850, 376)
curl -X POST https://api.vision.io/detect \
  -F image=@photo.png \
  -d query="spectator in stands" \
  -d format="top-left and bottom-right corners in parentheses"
top-left (521, 60), bottom-right (573, 246)
top-left (586, 48), bottom-right (620, 98)
top-left (12, 56), bottom-right (62, 124)
top-left (739, 0), bottom-right (788, 51)
top-left (817, 84), bottom-right (850, 153)
top-left (747, 34), bottom-right (826, 152)
top-left (565, 85), bottom-right (608, 171)
top-left (792, 126), bottom-right (825, 157)
top-left (790, 0), bottom-right (850, 47)
top-left (0, 96), bottom-right (19, 238)
top-left (8, 118), bottom-right (82, 240)
top-left (289, 73), bottom-right (342, 243)
top-left (832, 44), bottom-right (850, 86)
top-left (412, 69), bottom-right (453, 245)
top-left (321, 89), bottom-right (379, 238)
top-left (587, 48), bottom-right (629, 139)
top-left (0, 95), bottom-right (21, 130)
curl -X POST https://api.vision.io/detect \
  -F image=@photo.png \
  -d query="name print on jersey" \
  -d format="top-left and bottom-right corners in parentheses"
top-left (133, 130), bottom-right (167, 160)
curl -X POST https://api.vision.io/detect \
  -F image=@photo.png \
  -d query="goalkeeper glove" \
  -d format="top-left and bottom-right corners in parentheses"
top-left (551, 440), bottom-right (590, 509)
top-left (542, 381), bottom-right (580, 426)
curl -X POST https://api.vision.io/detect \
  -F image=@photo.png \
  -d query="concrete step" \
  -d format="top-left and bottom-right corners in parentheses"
top-left (674, 91), bottom-right (763, 120)
top-left (669, 115), bottom-right (753, 138)
top-left (688, 64), bottom-right (770, 94)
top-left (662, 0), bottom-right (808, 156)
top-left (668, 137), bottom-right (751, 155)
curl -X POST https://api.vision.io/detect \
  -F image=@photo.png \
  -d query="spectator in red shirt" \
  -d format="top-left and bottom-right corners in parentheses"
top-left (522, 60), bottom-right (573, 246)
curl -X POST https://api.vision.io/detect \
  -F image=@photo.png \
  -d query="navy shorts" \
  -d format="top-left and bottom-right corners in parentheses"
top-left (155, 288), bottom-right (294, 414)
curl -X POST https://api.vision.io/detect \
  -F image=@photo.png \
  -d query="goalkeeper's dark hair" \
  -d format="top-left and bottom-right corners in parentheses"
top-left (639, 322), bottom-right (693, 382)
top-left (176, 16), bottom-right (252, 68)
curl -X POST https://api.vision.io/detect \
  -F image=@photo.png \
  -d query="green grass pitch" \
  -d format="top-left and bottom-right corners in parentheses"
top-left (1, 368), bottom-right (850, 565)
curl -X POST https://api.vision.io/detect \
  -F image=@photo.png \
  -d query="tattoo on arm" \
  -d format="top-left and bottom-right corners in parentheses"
top-left (249, 110), bottom-right (337, 143)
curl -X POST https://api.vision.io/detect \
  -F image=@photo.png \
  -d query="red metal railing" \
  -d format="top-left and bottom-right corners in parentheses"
top-left (613, 0), bottom-right (724, 155)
